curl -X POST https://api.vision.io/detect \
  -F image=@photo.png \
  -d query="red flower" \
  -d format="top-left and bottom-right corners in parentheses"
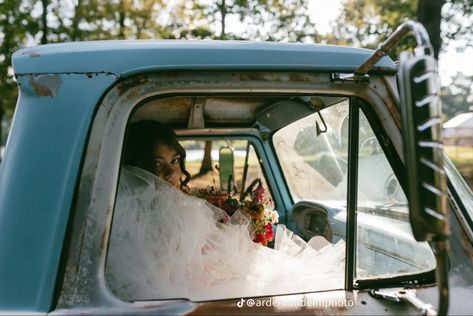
top-left (253, 184), bottom-right (265, 203)
top-left (264, 223), bottom-right (274, 241)
top-left (254, 233), bottom-right (267, 246)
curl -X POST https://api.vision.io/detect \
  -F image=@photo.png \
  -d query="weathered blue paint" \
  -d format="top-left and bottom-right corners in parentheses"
top-left (12, 41), bottom-right (396, 77)
top-left (0, 73), bottom-right (116, 312)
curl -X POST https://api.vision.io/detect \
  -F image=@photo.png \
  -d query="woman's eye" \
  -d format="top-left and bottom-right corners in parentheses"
top-left (171, 157), bottom-right (180, 164)
top-left (154, 161), bottom-right (163, 168)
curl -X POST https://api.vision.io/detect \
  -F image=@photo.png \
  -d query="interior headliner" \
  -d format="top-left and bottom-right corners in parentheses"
top-left (132, 95), bottom-right (347, 129)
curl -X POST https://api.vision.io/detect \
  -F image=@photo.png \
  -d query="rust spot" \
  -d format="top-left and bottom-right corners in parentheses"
top-left (460, 224), bottom-right (473, 262)
top-left (239, 72), bottom-right (275, 82)
top-left (234, 72), bottom-right (322, 84)
top-left (288, 72), bottom-right (321, 83)
top-left (383, 97), bottom-right (401, 129)
top-left (22, 50), bottom-right (41, 58)
top-left (100, 205), bottom-right (113, 251)
top-left (28, 74), bottom-right (62, 97)
top-left (116, 75), bottom-right (149, 96)
top-left (161, 71), bottom-right (186, 79)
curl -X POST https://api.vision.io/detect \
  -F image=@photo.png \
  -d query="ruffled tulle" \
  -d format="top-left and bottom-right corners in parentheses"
top-left (105, 165), bottom-right (345, 301)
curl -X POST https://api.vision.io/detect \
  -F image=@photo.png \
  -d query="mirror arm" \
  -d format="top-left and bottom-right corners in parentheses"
top-left (354, 20), bottom-right (433, 76)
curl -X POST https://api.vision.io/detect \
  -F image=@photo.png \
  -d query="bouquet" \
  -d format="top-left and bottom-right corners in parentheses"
top-left (198, 186), bottom-right (240, 222)
top-left (199, 178), bottom-right (279, 246)
top-left (239, 179), bottom-right (279, 246)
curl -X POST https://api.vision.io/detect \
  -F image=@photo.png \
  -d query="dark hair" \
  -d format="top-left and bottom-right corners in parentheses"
top-left (124, 120), bottom-right (191, 192)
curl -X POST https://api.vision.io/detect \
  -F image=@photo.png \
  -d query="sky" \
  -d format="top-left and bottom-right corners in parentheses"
top-left (308, 0), bottom-right (473, 86)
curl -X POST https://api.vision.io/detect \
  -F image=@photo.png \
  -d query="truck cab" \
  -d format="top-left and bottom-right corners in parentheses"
top-left (1, 22), bottom-right (472, 315)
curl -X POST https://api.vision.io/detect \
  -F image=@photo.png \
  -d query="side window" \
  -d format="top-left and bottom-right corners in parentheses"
top-left (356, 110), bottom-right (436, 278)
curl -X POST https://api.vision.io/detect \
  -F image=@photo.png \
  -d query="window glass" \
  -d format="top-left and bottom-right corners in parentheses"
top-left (444, 138), bottom-right (473, 193)
top-left (181, 140), bottom-right (272, 204)
top-left (356, 110), bottom-right (436, 278)
top-left (273, 99), bottom-right (436, 280)
top-left (273, 100), bottom-right (349, 205)
top-left (444, 154), bottom-right (473, 226)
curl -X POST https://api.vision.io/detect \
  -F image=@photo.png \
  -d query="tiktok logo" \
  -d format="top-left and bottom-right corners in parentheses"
top-left (236, 298), bottom-right (245, 308)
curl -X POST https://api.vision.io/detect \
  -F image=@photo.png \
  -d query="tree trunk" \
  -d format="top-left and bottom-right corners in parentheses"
top-left (218, 0), bottom-right (226, 39)
top-left (41, 0), bottom-right (49, 44)
top-left (199, 141), bottom-right (213, 175)
top-left (118, 0), bottom-right (126, 39)
top-left (417, 0), bottom-right (446, 59)
top-left (71, 0), bottom-right (82, 41)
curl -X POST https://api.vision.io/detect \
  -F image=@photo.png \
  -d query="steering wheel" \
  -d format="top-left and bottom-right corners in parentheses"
top-left (360, 136), bottom-right (380, 155)
top-left (240, 178), bottom-right (262, 202)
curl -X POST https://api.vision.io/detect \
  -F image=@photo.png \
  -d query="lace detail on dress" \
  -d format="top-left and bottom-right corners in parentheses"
top-left (106, 165), bottom-right (345, 301)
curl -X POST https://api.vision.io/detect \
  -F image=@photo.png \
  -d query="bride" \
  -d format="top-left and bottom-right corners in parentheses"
top-left (106, 121), bottom-right (345, 301)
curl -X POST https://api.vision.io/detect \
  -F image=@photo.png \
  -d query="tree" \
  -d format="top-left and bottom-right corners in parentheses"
top-left (0, 0), bottom-right (38, 143)
top-left (331, 0), bottom-right (473, 57)
top-left (159, 1), bottom-right (214, 39)
top-left (443, 0), bottom-right (473, 49)
top-left (441, 72), bottom-right (473, 118)
top-left (418, 0), bottom-right (446, 59)
top-left (190, 0), bottom-right (318, 41)
top-left (331, 0), bottom-right (417, 48)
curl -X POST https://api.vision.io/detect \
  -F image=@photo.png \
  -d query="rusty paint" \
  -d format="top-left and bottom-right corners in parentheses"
top-left (22, 50), bottom-right (41, 58)
top-left (100, 205), bottom-right (113, 252)
top-left (28, 74), bottom-right (62, 97)
top-left (288, 72), bottom-right (325, 83)
top-left (116, 75), bottom-right (149, 96)
top-left (233, 72), bottom-right (326, 84)
top-left (383, 98), bottom-right (401, 129)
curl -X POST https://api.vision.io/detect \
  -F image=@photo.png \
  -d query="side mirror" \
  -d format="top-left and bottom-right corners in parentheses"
top-left (399, 50), bottom-right (449, 242)
top-left (219, 146), bottom-right (235, 192)
top-left (358, 20), bottom-right (449, 315)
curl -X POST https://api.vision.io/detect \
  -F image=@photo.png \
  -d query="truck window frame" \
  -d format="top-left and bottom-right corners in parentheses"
top-left (56, 70), bottom-right (430, 310)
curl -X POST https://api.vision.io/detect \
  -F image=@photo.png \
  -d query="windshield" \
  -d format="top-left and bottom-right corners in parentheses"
top-left (273, 99), bottom-right (436, 279)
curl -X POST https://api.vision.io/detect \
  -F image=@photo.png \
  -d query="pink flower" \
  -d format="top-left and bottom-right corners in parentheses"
top-left (253, 184), bottom-right (265, 203)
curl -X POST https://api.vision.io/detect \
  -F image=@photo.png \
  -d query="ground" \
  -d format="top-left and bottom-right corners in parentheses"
top-left (445, 146), bottom-right (473, 190)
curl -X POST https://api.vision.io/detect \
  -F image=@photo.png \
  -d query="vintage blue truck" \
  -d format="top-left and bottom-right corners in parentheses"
top-left (0, 21), bottom-right (472, 315)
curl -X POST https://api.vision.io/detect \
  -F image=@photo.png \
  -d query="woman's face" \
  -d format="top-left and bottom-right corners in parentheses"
top-left (151, 142), bottom-right (182, 188)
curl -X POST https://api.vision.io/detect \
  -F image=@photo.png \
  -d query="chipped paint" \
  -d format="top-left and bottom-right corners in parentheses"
top-left (28, 74), bottom-right (63, 97)
top-left (22, 50), bottom-right (41, 58)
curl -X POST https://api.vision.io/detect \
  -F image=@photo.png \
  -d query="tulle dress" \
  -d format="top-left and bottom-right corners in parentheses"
top-left (105, 165), bottom-right (345, 301)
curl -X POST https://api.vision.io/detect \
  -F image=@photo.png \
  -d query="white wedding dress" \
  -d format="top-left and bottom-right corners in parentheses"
top-left (106, 165), bottom-right (345, 301)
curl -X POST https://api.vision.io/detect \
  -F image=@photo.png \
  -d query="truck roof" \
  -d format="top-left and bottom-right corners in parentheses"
top-left (12, 40), bottom-right (396, 76)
